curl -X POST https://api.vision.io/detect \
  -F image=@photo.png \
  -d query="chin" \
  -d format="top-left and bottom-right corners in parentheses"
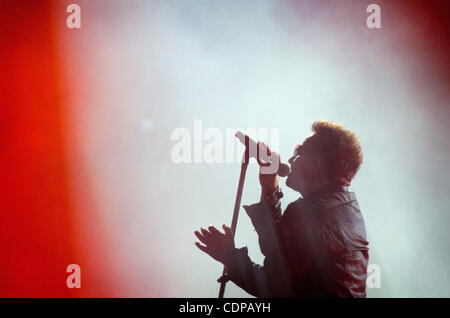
top-left (286, 174), bottom-right (302, 193)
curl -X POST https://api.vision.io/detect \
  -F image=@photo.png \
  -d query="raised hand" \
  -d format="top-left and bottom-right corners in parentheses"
top-left (194, 224), bottom-right (235, 265)
top-left (258, 142), bottom-right (280, 197)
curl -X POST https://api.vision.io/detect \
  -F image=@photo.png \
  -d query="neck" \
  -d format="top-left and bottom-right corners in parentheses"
top-left (302, 182), bottom-right (345, 198)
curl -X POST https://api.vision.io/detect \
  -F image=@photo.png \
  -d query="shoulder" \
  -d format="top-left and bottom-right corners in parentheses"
top-left (281, 197), bottom-right (315, 228)
top-left (314, 192), bottom-right (368, 251)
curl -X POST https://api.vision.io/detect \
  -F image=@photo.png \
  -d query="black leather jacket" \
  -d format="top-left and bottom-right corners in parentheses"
top-left (224, 187), bottom-right (369, 297)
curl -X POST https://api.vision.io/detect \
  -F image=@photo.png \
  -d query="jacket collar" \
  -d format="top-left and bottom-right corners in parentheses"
top-left (300, 184), bottom-right (358, 212)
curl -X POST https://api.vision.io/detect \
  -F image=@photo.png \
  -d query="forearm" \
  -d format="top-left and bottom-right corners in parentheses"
top-left (223, 247), bottom-right (270, 297)
top-left (224, 247), bottom-right (293, 298)
top-left (244, 187), bottom-right (284, 256)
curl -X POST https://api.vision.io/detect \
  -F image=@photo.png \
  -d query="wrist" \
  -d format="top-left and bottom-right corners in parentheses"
top-left (221, 246), bottom-right (245, 267)
top-left (260, 185), bottom-right (280, 201)
top-left (259, 187), bottom-right (283, 223)
top-left (260, 186), bottom-right (283, 203)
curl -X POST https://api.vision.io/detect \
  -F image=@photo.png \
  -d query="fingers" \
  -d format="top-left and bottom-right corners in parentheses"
top-left (195, 225), bottom-right (234, 262)
top-left (257, 143), bottom-right (281, 164)
top-left (194, 229), bottom-right (208, 244)
top-left (268, 151), bottom-right (281, 165)
top-left (203, 224), bottom-right (232, 237)
top-left (222, 224), bottom-right (233, 236)
top-left (194, 225), bottom-right (223, 245)
top-left (195, 224), bottom-right (232, 249)
top-left (200, 227), bottom-right (211, 237)
top-left (195, 242), bottom-right (208, 253)
top-left (258, 141), bottom-right (271, 155)
top-left (208, 225), bottom-right (222, 236)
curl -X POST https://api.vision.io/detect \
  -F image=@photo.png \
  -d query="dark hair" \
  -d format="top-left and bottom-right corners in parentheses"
top-left (308, 121), bottom-right (363, 186)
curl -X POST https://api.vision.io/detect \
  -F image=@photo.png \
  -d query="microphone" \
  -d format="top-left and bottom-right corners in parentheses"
top-left (235, 131), bottom-right (290, 177)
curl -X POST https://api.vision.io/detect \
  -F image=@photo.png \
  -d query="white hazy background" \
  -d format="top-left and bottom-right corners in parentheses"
top-left (60, 0), bottom-right (450, 297)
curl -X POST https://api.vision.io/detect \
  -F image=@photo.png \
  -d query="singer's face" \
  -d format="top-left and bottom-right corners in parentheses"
top-left (286, 137), bottom-right (322, 194)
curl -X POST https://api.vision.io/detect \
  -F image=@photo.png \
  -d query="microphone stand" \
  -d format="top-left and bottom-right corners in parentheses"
top-left (217, 134), bottom-right (250, 298)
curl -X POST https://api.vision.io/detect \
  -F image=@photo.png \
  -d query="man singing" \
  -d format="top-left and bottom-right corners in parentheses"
top-left (195, 121), bottom-right (369, 297)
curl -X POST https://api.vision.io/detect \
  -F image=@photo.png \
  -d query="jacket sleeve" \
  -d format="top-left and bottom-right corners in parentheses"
top-left (223, 200), bottom-right (289, 297)
top-left (243, 201), bottom-right (283, 258)
top-left (223, 246), bottom-right (271, 297)
top-left (238, 201), bottom-right (293, 296)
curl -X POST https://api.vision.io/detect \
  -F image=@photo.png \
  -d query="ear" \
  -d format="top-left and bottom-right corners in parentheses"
top-left (335, 160), bottom-right (351, 186)
top-left (313, 158), bottom-right (330, 181)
